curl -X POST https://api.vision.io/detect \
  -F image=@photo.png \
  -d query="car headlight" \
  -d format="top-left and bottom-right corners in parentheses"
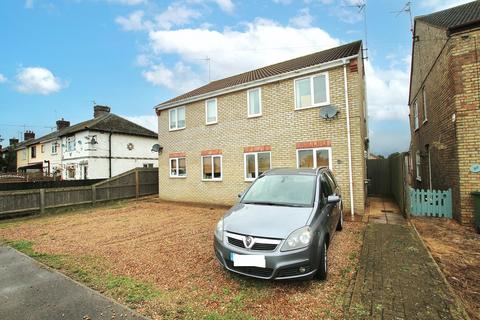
top-left (215, 219), bottom-right (224, 240)
top-left (281, 226), bottom-right (312, 251)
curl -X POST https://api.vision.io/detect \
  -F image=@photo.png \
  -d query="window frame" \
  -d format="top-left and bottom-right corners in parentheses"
top-left (413, 100), bottom-right (419, 130)
top-left (243, 151), bottom-right (271, 182)
top-left (51, 142), bottom-right (58, 155)
top-left (205, 98), bottom-right (218, 125)
top-left (169, 106), bottom-right (186, 131)
top-left (41, 144), bottom-right (45, 153)
top-left (169, 157), bottom-right (187, 178)
top-left (247, 87), bottom-right (262, 118)
top-left (66, 137), bottom-right (76, 152)
top-left (201, 154), bottom-right (223, 181)
top-left (294, 72), bottom-right (330, 110)
top-left (296, 147), bottom-right (332, 170)
top-left (30, 146), bottom-right (36, 159)
top-left (416, 150), bottom-right (422, 181)
top-left (422, 87), bottom-right (428, 123)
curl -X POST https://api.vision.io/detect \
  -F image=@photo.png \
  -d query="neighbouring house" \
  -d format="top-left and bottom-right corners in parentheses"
top-left (0, 138), bottom-right (19, 172)
top-left (408, 1), bottom-right (480, 225)
top-left (155, 41), bottom-right (368, 214)
top-left (16, 106), bottom-right (158, 180)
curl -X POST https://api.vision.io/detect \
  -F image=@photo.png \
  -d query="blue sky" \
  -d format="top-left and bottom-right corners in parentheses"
top-left (0, 0), bottom-right (470, 155)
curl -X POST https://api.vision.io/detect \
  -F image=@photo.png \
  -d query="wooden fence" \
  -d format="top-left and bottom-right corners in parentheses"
top-left (409, 188), bottom-right (453, 218)
top-left (0, 168), bottom-right (158, 219)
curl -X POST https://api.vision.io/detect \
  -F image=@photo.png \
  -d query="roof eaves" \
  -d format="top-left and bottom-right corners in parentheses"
top-left (155, 53), bottom-right (358, 110)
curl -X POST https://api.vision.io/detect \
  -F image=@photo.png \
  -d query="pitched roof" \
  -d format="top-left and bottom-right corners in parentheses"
top-left (156, 40), bottom-right (362, 108)
top-left (16, 113), bottom-right (157, 149)
top-left (416, 1), bottom-right (480, 32)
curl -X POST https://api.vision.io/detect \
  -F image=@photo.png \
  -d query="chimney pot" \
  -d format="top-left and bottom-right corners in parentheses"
top-left (94, 105), bottom-right (111, 118)
top-left (24, 131), bottom-right (35, 141)
top-left (56, 118), bottom-right (70, 130)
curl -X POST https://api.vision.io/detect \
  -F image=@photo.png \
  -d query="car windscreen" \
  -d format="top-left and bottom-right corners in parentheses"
top-left (241, 174), bottom-right (316, 207)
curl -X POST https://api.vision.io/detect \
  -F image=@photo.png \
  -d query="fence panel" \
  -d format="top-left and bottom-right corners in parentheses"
top-left (409, 188), bottom-right (452, 218)
top-left (0, 167), bottom-right (158, 219)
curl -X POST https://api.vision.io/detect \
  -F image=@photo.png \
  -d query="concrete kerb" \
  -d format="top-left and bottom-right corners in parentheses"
top-left (4, 245), bottom-right (150, 320)
top-left (409, 221), bottom-right (471, 320)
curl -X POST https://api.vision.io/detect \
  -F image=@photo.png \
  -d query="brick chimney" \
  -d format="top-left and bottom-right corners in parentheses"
top-left (94, 105), bottom-right (111, 118)
top-left (56, 118), bottom-right (70, 130)
top-left (9, 138), bottom-right (19, 146)
top-left (24, 130), bottom-right (35, 141)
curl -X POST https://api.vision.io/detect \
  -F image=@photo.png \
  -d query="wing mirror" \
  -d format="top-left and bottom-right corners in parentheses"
top-left (327, 195), bottom-right (341, 204)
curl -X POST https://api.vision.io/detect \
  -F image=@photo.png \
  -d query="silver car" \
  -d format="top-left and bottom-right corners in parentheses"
top-left (214, 167), bottom-right (343, 280)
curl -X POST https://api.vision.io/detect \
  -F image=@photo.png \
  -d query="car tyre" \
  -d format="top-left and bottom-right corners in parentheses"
top-left (336, 208), bottom-right (344, 231)
top-left (315, 241), bottom-right (328, 280)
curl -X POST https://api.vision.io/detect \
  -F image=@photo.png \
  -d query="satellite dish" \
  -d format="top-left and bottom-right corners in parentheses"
top-left (319, 105), bottom-right (339, 119)
top-left (151, 144), bottom-right (163, 153)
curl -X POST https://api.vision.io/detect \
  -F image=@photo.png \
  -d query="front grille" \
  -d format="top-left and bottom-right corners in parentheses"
top-left (276, 265), bottom-right (312, 278)
top-left (228, 237), bottom-right (245, 248)
top-left (226, 260), bottom-right (273, 278)
top-left (251, 243), bottom-right (277, 251)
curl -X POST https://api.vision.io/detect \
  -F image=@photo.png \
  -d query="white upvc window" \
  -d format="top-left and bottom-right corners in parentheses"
top-left (422, 87), bottom-right (428, 123)
top-left (51, 142), bottom-right (58, 154)
top-left (247, 88), bottom-right (262, 117)
top-left (296, 147), bottom-right (332, 170)
top-left (169, 106), bottom-right (186, 131)
top-left (416, 150), bottom-right (422, 181)
top-left (244, 151), bottom-right (271, 181)
top-left (202, 155), bottom-right (222, 181)
top-left (66, 137), bottom-right (76, 152)
top-left (169, 157), bottom-right (186, 178)
top-left (294, 72), bottom-right (330, 109)
top-left (205, 98), bottom-right (218, 125)
top-left (413, 100), bottom-right (419, 130)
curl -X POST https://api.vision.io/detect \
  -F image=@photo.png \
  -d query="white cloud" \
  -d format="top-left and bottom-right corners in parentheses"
top-left (155, 4), bottom-right (201, 30)
top-left (107, 0), bottom-right (146, 5)
top-left (124, 115), bottom-right (158, 132)
top-left (273, 0), bottom-right (292, 4)
top-left (16, 67), bottom-right (66, 95)
top-left (147, 18), bottom-right (340, 83)
top-left (0, 74), bottom-right (6, 83)
top-left (116, 5), bottom-right (201, 31)
top-left (214, 0), bottom-right (234, 13)
top-left (420, 0), bottom-right (471, 10)
top-left (142, 62), bottom-right (204, 93)
top-left (115, 10), bottom-right (149, 31)
top-left (289, 8), bottom-right (314, 28)
top-left (365, 59), bottom-right (410, 121)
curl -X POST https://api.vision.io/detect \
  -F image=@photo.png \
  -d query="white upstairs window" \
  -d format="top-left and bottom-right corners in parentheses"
top-left (169, 106), bottom-right (186, 131)
top-left (247, 88), bottom-right (262, 117)
top-left (205, 98), bottom-right (217, 124)
top-left (413, 100), bottom-right (419, 130)
top-left (294, 73), bottom-right (330, 109)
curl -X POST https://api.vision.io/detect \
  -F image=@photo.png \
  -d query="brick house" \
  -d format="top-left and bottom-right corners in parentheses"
top-left (408, 1), bottom-right (480, 224)
top-left (155, 41), bottom-right (368, 215)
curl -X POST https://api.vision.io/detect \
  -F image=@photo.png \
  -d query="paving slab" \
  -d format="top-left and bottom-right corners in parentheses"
top-left (344, 198), bottom-right (468, 320)
top-left (0, 246), bottom-right (146, 320)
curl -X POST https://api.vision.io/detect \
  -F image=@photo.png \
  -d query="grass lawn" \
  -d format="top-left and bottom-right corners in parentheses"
top-left (0, 197), bottom-right (365, 320)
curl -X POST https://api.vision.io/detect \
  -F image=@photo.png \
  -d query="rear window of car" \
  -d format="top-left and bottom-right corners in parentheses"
top-left (241, 174), bottom-right (317, 207)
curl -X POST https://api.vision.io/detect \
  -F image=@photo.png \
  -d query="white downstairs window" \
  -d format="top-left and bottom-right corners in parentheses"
top-left (169, 157), bottom-right (186, 177)
top-left (202, 155), bottom-right (222, 181)
top-left (297, 148), bottom-right (332, 170)
top-left (244, 151), bottom-right (271, 181)
top-left (416, 150), bottom-right (422, 181)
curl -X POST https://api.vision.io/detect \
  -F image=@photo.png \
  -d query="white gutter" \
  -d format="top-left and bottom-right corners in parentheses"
top-left (343, 60), bottom-right (355, 217)
top-left (155, 54), bottom-right (359, 110)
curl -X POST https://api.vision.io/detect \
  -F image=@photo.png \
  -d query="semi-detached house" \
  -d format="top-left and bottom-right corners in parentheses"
top-left (155, 41), bottom-right (368, 215)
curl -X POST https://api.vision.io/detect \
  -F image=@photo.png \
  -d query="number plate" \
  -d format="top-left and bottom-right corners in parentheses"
top-left (230, 253), bottom-right (266, 268)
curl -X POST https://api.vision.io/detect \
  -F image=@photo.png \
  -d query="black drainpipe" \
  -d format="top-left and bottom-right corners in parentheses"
top-left (109, 131), bottom-right (112, 178)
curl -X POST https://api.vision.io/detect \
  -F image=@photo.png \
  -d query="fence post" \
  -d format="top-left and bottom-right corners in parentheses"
top-left (135, 169), bottom-right (139, 199)
top-left (39, 188), bottom-right (45, 214)
top-left (92, 185), bottom-right (96, 206)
